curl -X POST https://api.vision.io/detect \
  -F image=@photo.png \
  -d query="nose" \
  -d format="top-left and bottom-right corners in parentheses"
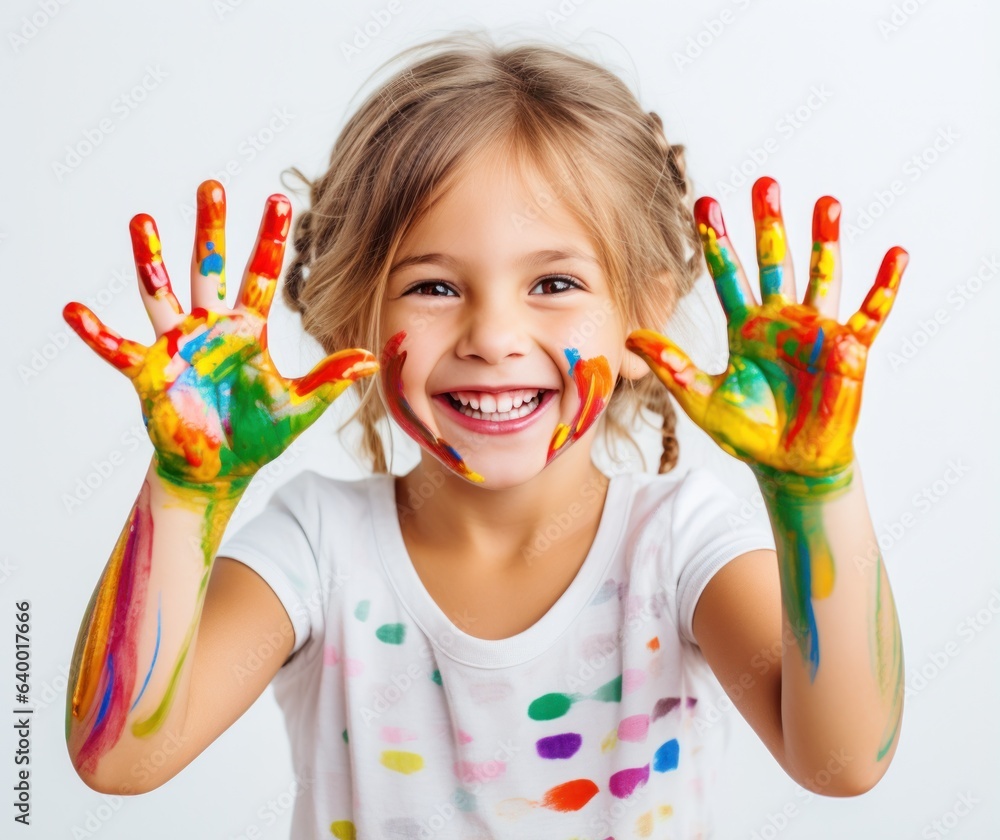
top-left (453, 292), bottom-right (532, 365)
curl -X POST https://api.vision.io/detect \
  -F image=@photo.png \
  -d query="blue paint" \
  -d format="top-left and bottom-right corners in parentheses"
top-left (199, 241), bottom-right (224, 276)
top-left (653, 738), bottom-right (679, 772)
top-left (131, 592), bottom-right (162, 711)
top-left (807, 327), bottom-right (824, 370)
top-left (563, 347), bottom-right (581, 375)
top-left (95, 653), bottom-right (115, 727)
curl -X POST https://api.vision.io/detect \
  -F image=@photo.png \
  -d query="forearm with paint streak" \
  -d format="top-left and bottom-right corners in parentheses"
top-left (66, 458), bottom-right (246, 792)
top-left (756, 462), bottom-right (904, 782)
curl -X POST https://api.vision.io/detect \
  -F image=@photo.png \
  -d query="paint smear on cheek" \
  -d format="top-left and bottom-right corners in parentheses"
top-left (380, 331), bottom-right (484, 483)
top-left (546, 348), bottom-right (614, 464)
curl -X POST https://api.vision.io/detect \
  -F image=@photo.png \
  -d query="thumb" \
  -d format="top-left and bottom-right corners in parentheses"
top-left (625, 329), bottom-right (717, 426)
top-left (286, 347), bottom-right (379, 415)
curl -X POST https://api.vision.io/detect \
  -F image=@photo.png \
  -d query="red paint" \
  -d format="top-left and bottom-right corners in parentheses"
top-left (129, 214), bottom-right (171, 297)
top-left (380, 331), bottom-right (483, 482)
top-left (196, 180), bottom-right (225, 228)
top-left (248, 195), bottom-right (292, 279)
top-left (540, 778), bottom-right (599, 811)
top-left (752, 176), bottom-right (781, 218)
top-left (812, 196), bottom-right (841, 242)
top-left (75, 482), bottom-right (153, 774)
top-left (694, 196), bottom-right (726, 237)
top-left (63, 302), bottom-right (145, 372)
top-left (291, 348), bottom-right (378, 398)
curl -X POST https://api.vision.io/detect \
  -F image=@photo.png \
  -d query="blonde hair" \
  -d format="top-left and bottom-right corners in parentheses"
top-left (283, 30), bottom-right (702, 475)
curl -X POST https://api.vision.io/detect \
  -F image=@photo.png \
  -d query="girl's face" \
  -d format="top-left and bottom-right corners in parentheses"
top-left (379, 150), bottom-right (646, 489)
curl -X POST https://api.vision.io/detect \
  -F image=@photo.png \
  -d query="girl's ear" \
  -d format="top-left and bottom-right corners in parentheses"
top-left (619, 345), bottom-right (651, 381)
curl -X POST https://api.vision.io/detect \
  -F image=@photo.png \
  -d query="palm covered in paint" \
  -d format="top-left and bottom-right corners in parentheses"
top-left (627, 177), bottom-right (907, 480)
top-left (64, 181), bottom-right (378, 490)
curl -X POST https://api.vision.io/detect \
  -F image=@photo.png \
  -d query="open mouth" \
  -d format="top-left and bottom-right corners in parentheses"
top-left (442, 388), bottom-right (549, 422)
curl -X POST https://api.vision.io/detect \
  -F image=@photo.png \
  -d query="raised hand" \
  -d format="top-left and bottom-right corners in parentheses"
top-left (627, 176), bottom-right (907, 491)
top-left (63, 180), bottom-right (378, 493)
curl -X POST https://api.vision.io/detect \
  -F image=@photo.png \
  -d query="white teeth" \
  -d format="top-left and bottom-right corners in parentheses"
top-left (449, 390), bottom-right (543, 422)
top-left (449, 388), bottom-right (541, 411)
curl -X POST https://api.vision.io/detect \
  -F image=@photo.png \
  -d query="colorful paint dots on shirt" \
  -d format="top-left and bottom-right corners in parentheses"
top-left (329, 819), bottom-right (356, 840)
top-left (527, 674), bottom-right (622, 721)
top-left (609, 739), bottom-right (680, 799)
top-left (497, 778), bottom-right (599, 818)
top-left (380, 750), bottom-right (424, 774)
top-left (375, 623), bottom-right (406, 645)
top-left (546, 348), bottom-right (613, 464)
top-left (380, 331), bottom-right (484, 483)
top-left (536, 732), bottom-right (582, 759)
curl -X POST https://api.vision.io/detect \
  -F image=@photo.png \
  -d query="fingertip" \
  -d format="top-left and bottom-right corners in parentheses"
top-left (259, 195), bottom-right (292, 241)
top-left (196, 181), bottom-right (226, 223)
top-left (752, 177), bottom-right (781, 218)
top-left (693, 196), bottom-right (726, 237)
top-left (812, 196), bottom-right (841, 242)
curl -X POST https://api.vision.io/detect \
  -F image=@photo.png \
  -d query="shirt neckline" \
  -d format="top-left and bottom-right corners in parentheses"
top-left (368, 469), bottom-right (633, 669)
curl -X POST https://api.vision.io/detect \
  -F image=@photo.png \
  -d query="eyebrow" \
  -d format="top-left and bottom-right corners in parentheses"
top-left (388, 248), bottom-right (598, 275)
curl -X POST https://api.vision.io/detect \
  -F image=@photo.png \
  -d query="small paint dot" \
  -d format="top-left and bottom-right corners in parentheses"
top-left (330, 819), bottom-right (356, 840)
top-left (380, 750), bottom-right (424, 774)
top-left (354, 600), bottom-right (370, 621)
top-left (431, 669), bottom-right (442, 686)
top-left (375, 623), bottom-right (406, 644)
top-left (536, 732), bottom-right (582, 759)
top-left (653, 738), bottom-right (679, 772)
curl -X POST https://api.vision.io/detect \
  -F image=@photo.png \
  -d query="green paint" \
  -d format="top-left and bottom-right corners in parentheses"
top-left (528, 692), bottom-right (574, 721)
top-left (430, 670), bottom-right (442, 686)
top-left (375, 623), bottom-right (406, 645)
top-left (354, 600), bottom-right (370, 621)
top-left (591, 674), bottom-right (622, 703)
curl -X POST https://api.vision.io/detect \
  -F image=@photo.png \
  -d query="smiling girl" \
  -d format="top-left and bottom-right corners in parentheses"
top-left (64, 30), bottom-right (906, 839)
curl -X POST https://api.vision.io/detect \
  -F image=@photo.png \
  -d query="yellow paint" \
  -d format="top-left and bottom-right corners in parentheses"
top-left (330, 819), bottom-right (356, 839)
top-left (379, 750), bottom-right (424, 774)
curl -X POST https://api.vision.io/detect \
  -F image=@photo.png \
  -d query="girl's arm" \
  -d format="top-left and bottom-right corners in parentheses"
top-left (64, 182), bottom-right (377, 792)
top-left (691, 464), bottom-right (902, 794)
top-left (66, 458), bottom-right (294, 794)
top-left (626, 177), bottom-right (906, 794)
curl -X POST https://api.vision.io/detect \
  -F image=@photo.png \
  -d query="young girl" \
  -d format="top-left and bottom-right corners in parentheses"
top-left (63, 31), bottom-right (906, 839)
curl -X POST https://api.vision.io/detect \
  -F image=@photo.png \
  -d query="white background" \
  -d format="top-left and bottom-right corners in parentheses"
top-left (2, 0), bottom-right (997, 837)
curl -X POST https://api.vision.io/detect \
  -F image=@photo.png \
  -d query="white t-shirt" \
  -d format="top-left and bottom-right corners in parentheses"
top-left (217, 466), bottom-right (776, 840)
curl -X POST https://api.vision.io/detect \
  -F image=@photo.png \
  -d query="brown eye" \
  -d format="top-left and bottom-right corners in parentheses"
top-left (404, 281), bottom-right (457, 297)
top-left (531, 275), bottom-right (582, 295)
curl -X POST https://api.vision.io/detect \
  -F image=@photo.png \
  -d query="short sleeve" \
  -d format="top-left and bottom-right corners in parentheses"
top-left (671, 467), bottom-right (777, 645)
top-left (217, 472), bottom-right (326, 668)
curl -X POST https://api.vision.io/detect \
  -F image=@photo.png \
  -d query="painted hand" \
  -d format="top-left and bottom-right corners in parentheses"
top-left (63, 180), bottom-right (378, 492)
top-left (627, 177), bottom-right (907, 487)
